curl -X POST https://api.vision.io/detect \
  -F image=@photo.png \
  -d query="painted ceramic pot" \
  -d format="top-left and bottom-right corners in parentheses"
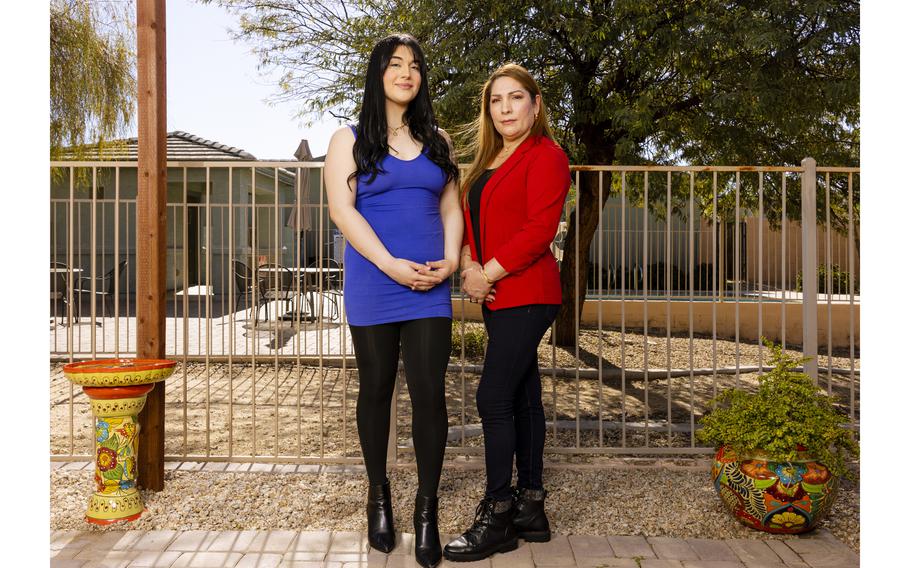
top-left (64, 358), bottom-right (176, 387)
top-left (63, 359), bottom-right (176, 525)
top-left (711, 445), bottom-right (839, 534)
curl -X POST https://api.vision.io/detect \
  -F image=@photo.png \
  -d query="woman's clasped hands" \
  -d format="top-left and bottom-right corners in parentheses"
top-left (381, 257), bottom-right (457, 292)
top-left (460, 261), bottom-right (496, 303)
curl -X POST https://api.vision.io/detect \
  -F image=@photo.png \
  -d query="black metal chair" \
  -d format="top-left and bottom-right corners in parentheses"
top-left (232, 259), bottom-right (267, 321)
top-left (306, 258), bottom-right (343, 321)
top-left (605, 263), bottom-right (619, 292)
top-left (74, 259), bottom-right (128, 318)
top-left (50, 261), bottom-right (79, 324)
top-left (257, 263), bottom-right (299, 321)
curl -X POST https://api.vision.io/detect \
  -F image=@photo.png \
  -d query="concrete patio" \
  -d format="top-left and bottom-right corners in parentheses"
top-left (50, 526), bottom-right (860, 568)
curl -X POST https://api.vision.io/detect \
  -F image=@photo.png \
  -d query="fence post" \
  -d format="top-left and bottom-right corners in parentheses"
top-left (136, 0), bottom-right (168, 491)
top-left (800, 157), bottom-right (818, 382)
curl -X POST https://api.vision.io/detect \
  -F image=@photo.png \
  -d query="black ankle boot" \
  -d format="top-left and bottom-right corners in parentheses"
top-left (414, 495), bottom-right (441, 568)
top-left (443, 497), bottom-right (518, 562)
top-left (366, 481), bottom-right (395, 553)
top-left (512, 487), bottom-right (551, 542)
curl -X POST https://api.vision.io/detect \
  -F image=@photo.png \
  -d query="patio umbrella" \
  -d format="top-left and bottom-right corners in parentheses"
top-left (286, 139), bottom-right (314, 235)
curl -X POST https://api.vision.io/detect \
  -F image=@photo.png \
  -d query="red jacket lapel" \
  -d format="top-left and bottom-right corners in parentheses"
top-left (478, 136), bottom-right (541, 259)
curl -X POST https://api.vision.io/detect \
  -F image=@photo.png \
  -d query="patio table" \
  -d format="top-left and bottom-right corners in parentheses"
top-left (256, 266), bottom-right (342, 322)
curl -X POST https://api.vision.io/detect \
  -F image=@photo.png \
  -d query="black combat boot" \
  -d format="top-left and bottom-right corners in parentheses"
top-left (512, 487), bottom-right (551, 542)
top-left (414, 495), bottom-right (442, 568)
top-left (443, 497), bottom-right (518, 562)
top-left (366, 481), bottom-right (395, 553)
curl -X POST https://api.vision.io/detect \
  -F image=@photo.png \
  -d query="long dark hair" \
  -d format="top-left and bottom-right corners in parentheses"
top-left (349, 34), bottom-right (459, 187)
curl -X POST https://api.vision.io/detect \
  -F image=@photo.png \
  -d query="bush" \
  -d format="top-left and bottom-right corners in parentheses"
top-left (796, 264), bottom-right (858, 294)
top-left (697, 340), bottom-right (858, 477)
top-left (451, 320), bottom-right (487, 359)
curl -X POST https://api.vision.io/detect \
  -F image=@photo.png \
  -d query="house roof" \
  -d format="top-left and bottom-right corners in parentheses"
top-left (56, 131), bottom-right (321, 189)
top-left (59, 131), bottom-right (259, 161)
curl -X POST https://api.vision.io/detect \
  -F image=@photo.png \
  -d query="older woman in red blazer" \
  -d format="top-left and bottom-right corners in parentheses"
top-left (444, 64), bottom-right (570, 563)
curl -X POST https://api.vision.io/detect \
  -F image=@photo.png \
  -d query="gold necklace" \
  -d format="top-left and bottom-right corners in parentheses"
top-left (499, 144), bottom-right (517, 158)
top-left (388, 122), bottom-right (408, 137)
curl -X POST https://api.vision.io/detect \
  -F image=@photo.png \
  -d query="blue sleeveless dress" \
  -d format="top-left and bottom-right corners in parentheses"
top-left (343, 127), bottom-right (453, 326)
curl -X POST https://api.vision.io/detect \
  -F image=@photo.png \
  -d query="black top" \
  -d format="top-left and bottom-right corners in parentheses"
top-left (468, 169), bottom-right (496, 262)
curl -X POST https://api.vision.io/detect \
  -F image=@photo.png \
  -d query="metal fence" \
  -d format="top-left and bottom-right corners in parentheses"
top-left (49, 160), bottom-right (860, 462)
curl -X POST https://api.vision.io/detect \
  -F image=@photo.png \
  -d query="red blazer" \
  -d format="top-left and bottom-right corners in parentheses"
top-left (462, 135), bottom-right (570, 311)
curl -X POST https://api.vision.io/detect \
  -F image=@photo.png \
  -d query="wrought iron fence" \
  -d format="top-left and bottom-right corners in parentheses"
top-left (49, 160), bottom-right (860, 462)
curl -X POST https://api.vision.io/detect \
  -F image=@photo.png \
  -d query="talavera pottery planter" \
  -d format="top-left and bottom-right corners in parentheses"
top-left (63, 359), bottom-right (176, 525)
top-left (711, 445), bottom-right (839, 534)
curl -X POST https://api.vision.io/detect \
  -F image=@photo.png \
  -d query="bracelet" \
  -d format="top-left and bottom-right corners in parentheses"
top-left (480, 267), bottom-right (494, 285)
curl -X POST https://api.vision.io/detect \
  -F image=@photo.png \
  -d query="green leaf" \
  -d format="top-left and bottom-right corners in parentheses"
top-left (102, 463), bottom-right (123, 481)
top-left (801, 482), bottom-right (830, 494)
top-left (50, 0), bottom-right (136, 159)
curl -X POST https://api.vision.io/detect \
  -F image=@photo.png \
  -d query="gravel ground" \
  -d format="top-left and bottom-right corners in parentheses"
top-left (50, 464), bottom-right (859, 552)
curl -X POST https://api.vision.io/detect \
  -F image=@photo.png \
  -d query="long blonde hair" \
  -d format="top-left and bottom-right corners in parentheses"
top-left (459, 63), bottom-right (556, 203)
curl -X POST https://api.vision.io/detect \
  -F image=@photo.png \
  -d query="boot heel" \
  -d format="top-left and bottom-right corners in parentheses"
top-left (516, 530), bottom-right (551, 542)
top-left (498, 537), bottom-right (519, 553)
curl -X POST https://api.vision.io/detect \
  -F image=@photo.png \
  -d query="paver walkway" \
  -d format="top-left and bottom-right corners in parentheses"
top-left (50, 527), bottom-right (859, 568)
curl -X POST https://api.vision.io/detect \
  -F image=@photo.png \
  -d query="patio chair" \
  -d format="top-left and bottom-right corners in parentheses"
top-left (232, 259), bottom-right (266, 321)
top-left (257, 263), bottom-right (300, 321)
top-left (74, 259), bottom-right (128, 318)
top-left (605, 264), bottom-right (619, 291)
top-left (306, 258), bottom-right (343, 321)
top-left (50, 261), bottom-right (79, 324)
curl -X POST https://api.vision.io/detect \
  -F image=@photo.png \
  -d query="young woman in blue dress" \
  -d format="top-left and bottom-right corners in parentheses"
top-left (325, 34), bottom-right (462, 568)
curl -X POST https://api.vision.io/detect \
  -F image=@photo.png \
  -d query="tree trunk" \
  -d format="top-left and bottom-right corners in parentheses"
top-left (553, 140), bottom-right (616, 347)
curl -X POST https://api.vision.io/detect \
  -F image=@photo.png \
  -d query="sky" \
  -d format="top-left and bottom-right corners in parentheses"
top-left (164, 0), bottom-right (340, 159)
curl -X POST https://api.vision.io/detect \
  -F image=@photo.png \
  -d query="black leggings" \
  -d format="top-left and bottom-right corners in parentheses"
top-left (349, 317), bottom-right (451, 498)
top-left (478, 304), bottom-right (559, 500)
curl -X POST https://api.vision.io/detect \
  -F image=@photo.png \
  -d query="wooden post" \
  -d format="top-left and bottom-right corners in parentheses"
top-left (136, 0), bottom-right (167, 491)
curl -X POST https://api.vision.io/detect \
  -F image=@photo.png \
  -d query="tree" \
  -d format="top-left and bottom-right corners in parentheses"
top-left (203, 0), bottom-right (859, 346)
top-left (50, 0), bottom-right (136, 159)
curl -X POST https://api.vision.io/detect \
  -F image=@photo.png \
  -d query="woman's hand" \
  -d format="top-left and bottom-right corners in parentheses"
top-left (419, 259), bottom-right (457, 282)
top-left (460, 257), bottom-right (481, 272)
top-left (461, 265), bottom-right (496, 303)
top-left (381, 258), bottom-right (444, 291)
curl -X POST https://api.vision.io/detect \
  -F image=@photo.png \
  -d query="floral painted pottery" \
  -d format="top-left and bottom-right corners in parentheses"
top-left (63, 359), bottom-right (176, 525)
top-left (64, 358), bottom-right (176, 387)
top-left (711, 445), bottom-right (839, 534)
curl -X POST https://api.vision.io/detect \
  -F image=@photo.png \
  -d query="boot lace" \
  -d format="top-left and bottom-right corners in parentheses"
top-left (463, 498), bottom-right (494, 539)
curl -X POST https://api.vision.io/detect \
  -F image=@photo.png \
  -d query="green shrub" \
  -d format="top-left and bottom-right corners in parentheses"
top-left (451, 320), bottom-right (487, 359)
top-left (796, 264), bottom-right (858, 294)
top-left (697, 340), bottom-right (858, 477)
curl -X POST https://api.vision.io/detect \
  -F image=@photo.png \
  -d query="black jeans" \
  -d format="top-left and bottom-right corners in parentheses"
top-left (349, 317), bottom-right (451, 498)
top-left (477, 304), bottom-right (559, 500)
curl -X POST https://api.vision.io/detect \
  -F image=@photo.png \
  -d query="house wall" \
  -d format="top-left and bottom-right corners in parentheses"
top-left (744, 217), bottom-right (859, 291)
top-left (588, 197), bottom-right (704, 271)
top-left (456, 298), bottom-right (860, 349)
top-left (579, 195), bottom-right (859, 295)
